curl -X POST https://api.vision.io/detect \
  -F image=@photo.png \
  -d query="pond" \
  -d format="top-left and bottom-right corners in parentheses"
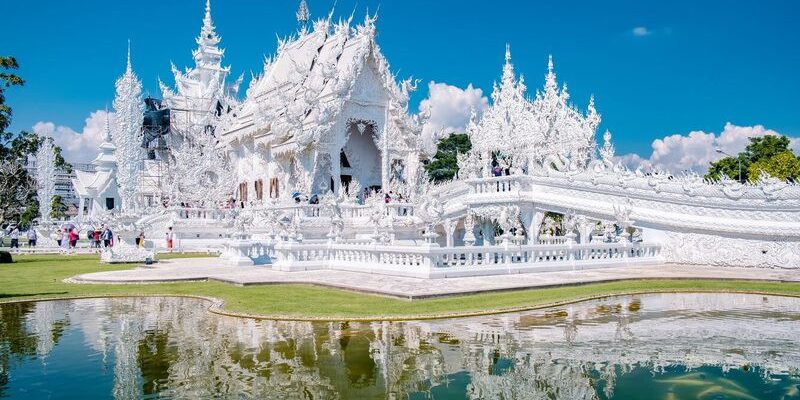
top-left (1, 293), bottom-right (799, 399)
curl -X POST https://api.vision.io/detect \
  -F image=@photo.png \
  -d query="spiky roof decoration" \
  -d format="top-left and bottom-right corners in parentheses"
top-left (218, 11), bottom-right (422, 155)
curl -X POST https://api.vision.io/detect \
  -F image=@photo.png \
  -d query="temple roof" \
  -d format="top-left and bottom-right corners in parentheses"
top-left (72, 169), bottom-right (115, 198)
top-left (218, 13), bottom-right (420, 152)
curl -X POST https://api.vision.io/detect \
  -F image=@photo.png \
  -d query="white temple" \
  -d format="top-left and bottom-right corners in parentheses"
top-left (71, 114), bottom-right (121, 219)
top-left (66, 1), bottom-right (800, 272)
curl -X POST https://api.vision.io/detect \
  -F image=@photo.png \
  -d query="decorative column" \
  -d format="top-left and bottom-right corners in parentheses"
top-left (563, 211), bottom-right (578, 244)
top-left (576, 216), bottom-right (595, 244)
top-left (463, 211), bottom-right (476, 246)
top-left (443, 218), bottom-right (457, 248)
top-left (381, 102), bottom-right (390, 191)
top-left (480, 220), bottom-right (495, 246)
top-left (527, 210), bottom-right (545, 244)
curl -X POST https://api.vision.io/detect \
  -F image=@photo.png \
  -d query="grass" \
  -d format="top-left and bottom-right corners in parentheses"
top-left (1, 254), bottom-right (799, 320)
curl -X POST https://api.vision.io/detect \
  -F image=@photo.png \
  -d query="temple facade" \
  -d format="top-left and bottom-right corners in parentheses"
top-left (217, 13), bottom-right (425, 204)
top-left (59, 0), bottom-right (799, 272)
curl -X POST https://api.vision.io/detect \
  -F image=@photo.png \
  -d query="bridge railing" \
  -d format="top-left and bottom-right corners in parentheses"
top-left (271, 240), bottom-right (662, 276)
top-left (466, 175), bottom-right (525, 195)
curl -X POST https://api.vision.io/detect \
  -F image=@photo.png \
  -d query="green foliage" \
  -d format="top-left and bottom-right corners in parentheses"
top-left (706, 155), bottom-right (747, 182)
top-left (50, 195), bottom-right (68, 219)
top-left (747, 151), bottom-right (800, 182)
top-left (18, 200), bottom-right (38, 227)
top-left (745, 135), bottom-right (791, 162)
top-left (0, 56), bottom-right (71, 224)
top-left (705, 135), bottom-right (798, 183)
top-left (424, 133), bottom-right (472, 182)
top-left (0, 56), bottom-right (25, 133)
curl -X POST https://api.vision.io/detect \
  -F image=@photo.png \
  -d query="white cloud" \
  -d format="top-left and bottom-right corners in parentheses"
top-left (618, 123), bottom-right (798, 173)
top-left (419, 81), bottom-right (489, 155)
top-left (632, 26), bottom-right (651, 37)
top-left (33, 109), bottom-right (113, 163)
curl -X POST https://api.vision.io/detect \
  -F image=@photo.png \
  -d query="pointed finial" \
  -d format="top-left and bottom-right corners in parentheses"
top-left (202, 0), bottom-right (215, 33)
top-left (104, 106), bottom-right (112, 142)
top-left (125, 40), bottom-right (132, 73)
top-left (548, 54), bottom-right (553, 73)
top-left (505, 44), bottom-right (511, 64)
top-left (297, 0), bottom-right (310, 26)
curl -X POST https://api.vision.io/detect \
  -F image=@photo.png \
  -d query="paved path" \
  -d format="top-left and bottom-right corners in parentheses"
top-left (68, 258), bottom-right (800, 299)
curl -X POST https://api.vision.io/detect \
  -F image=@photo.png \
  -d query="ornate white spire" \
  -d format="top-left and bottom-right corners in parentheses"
top-left (126, 39), bottom-right (132, 75)
top-left (469, 46), bottom-right (601, 169)
top-left (162, 0), bottom-right (241, 141)
top-left (94, 109), bottom-right (117, 173)
top-left (600, 129), bottom-right (615, 163)
top-left (545, 54), bottom-right (557, 95)
top-left (103, 107), bottom-right (112, 142)
top-left (35, 137), bottom-right (56, 223)
top-left (194, 0), bottom-right (222, 69)
top-left (297, 0), bottom-right (310, 29)
top-left (112, 44), bottom-right (144, 212)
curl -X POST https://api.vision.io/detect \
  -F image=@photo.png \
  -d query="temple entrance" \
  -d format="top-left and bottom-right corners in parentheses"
top-left (340, 174), bottom-right (353, 194)
top-left (340, 119), bottom-right (381, 192)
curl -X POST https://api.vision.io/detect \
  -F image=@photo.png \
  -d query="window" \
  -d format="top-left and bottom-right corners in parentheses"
top-left (255, 179), bottom-right (264, 201)
top-left (105, 198), bottom-right (115, 210)
top-left (239, 182), bottom-right (248, 202)
top-left (269, 177), bottom-right (279, 199)
top-left (340, 151), bottom-right (351, 168)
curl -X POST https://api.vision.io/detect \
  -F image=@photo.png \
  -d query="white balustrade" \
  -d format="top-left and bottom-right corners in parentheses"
top-left (468, 176), bottom-right (523, 195)
top-left (537, 236), bottom-right (568, 245)
top-left (169, 207), bottom-right (227, 220)
top-left (270, 239), bottom-right (662, 277)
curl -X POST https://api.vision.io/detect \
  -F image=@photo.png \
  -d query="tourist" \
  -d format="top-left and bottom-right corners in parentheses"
top-left (27, 227), bottom-right (37, 247)
top-left (492, 165), bottom-right (502, 177)
top-left (165, 227), bottom-right (174, 252)
top-left (93, 229), bottom-right (101, 248)
top-left (68, 228), bottom-right (79, 249)
top-left (54, 229), bottom-right (62, 247)
top-left (59, 229), bottom-right (68, 253)
top-left (9, 227), bottom-right (19, 249)
top-left (136, 231), bottom-right (145, 247)
top-left (102, 226), bottom-right (113, 248)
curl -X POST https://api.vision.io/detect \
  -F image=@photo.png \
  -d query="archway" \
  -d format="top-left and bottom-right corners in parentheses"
top-left (340, 119), bottom-right (381, 194)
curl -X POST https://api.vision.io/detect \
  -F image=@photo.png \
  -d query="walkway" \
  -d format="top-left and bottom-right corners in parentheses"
top-left (67, 258), bottom-right (800, 299)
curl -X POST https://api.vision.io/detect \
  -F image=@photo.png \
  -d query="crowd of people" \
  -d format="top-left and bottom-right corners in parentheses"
top-left (1, 222), bottom-right (177, 256)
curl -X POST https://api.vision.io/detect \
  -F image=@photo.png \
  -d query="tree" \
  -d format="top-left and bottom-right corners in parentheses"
top-left (705, 135), bottom-right (798, 183)
top-left (0, 56), bottom-right (24, 133)
top-left (0, 160), bottom-right (34, 225)
top-left (50, 195), bottom-right (68, 219)
top-left (747, 151), bottom-right (800, 182)
top-left (0, 56), bottom-right (70, 225)
top-left (424, 133), bottom-right (471, 182)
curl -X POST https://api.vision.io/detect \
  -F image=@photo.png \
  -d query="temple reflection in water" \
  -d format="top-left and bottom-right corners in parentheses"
top-left (1, 293), bottom-right (799, 399)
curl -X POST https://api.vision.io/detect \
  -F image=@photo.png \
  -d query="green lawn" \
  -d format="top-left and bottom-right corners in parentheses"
top-left (1, 254), bottom-right (799, 320)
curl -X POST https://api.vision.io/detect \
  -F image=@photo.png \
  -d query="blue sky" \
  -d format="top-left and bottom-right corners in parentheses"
top-left (4, 0), bottom-right (800, 168)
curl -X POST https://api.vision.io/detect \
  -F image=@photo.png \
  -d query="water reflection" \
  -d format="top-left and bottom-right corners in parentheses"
top-left (0, 293), bottom-right (799, 399)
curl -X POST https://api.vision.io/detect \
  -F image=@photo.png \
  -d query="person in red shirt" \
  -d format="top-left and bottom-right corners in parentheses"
top-left (68, 228), bottom-right (79, 249)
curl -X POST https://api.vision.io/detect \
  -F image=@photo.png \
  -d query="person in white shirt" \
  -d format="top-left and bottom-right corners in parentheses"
top-left (165, 227), bottom-right (174, 252)
top-left (27, 228), bottom-right (37, 247)
top-left (9, 227), bottom-right (20, 249)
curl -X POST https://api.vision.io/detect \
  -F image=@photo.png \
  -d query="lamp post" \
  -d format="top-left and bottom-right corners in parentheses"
top-left (715, 148), bottom-right (742, 182)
